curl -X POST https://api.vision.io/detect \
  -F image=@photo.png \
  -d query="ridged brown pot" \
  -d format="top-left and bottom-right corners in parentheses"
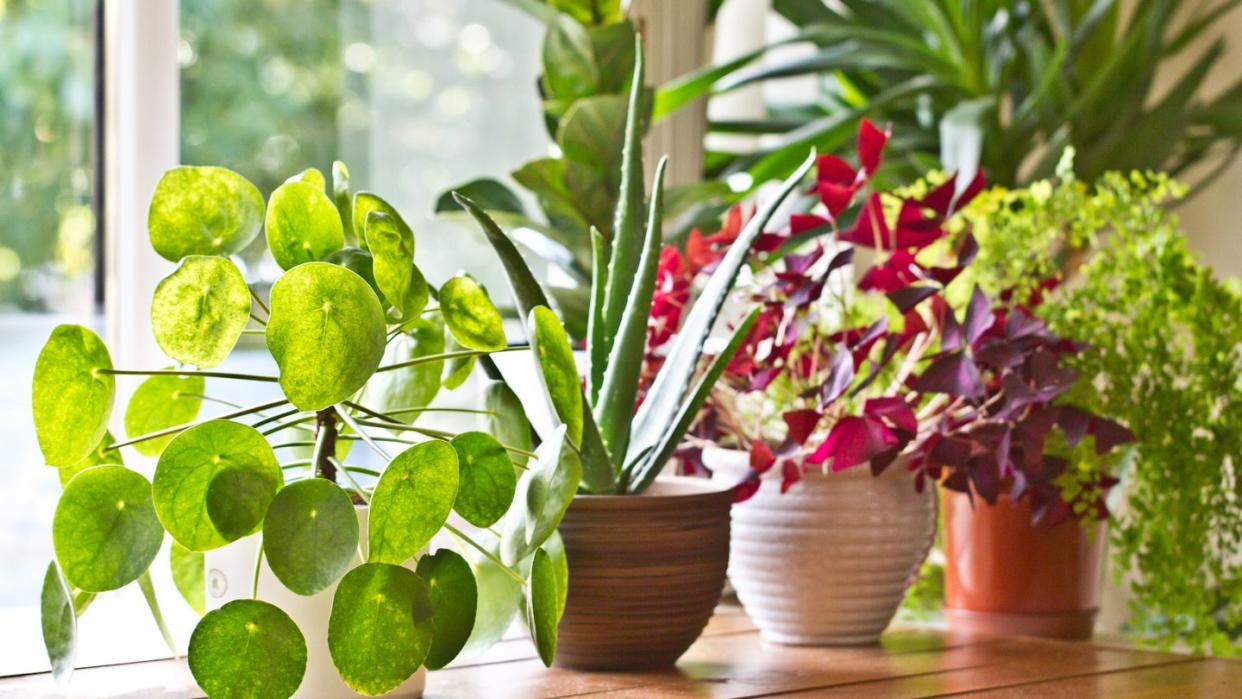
top-left (943, 491), bottom-right (1106, 640)
top-left (705, 448), bottom-right (937, 645)
top-left (554, 476), bottom-right (733, 670)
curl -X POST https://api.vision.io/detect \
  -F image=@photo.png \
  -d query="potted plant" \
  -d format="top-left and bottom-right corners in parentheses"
top-left (33, 162), bottom-right (579, 697)
top-left (450, 42), bottom-right (815, 670)
top-left (660, 124), bottom-right (1132, 645)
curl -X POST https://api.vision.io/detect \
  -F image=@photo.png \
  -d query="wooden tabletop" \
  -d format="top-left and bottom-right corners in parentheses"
top-left (5, 603), bottom-right (1239, 698)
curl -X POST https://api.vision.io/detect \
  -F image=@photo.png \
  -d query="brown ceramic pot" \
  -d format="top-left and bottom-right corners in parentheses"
top-left (554, 476), bottom-right (733, 671)
top-left (943, 491), bottom-right (1106, 640)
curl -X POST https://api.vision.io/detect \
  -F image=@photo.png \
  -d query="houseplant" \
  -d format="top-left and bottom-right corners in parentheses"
top-left (956, 158), bottom-right (1242, 653)
top-left (452, 41), bottom-right (817, 670)
top-left (664, 123), bottom-right (1132, 644)
top-left (33, 161), bottom-right (580, 697)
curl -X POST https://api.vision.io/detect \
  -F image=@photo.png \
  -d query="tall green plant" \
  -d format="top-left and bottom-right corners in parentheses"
top-left (455, 40), bottom-right (816, 495)
top-left (32, 162), bottom-right (578, 695)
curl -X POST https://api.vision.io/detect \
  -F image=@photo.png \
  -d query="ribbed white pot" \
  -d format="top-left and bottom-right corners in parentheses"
top-left (706, 447), bottom-right (936, 645)
top-left (204, 507), bottom-right (425, 699)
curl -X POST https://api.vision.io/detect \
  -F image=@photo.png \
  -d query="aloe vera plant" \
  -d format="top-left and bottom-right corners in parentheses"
top-left (455, 39), bottom-right (816, 495)
top-left (32, 162), bottom-right (577, 696)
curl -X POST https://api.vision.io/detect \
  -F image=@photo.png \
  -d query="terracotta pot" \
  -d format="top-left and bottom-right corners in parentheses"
top-left (554, 476), bottom-right (733, 670)
top-left (706, 448), bottom-right (936, 645)
top-left (943, 491), bottom-right (1106, 640)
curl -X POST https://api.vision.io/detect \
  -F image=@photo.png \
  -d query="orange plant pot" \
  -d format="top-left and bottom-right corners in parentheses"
top-left (942, 491), bottom-right (1106, 640)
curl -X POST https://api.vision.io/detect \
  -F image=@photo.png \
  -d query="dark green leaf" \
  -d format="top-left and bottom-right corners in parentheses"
top-left (53, 465), bottom-right (163, 592)
top-left (450, 431), bottom-right (518, 528)
top-left (123, 373), bottom-right (204, 457)
top-left (416, 549), bottom-right (477, 670)
top-left (434, 178), bottom-right (526, 215)
top-left (543, 16), bottom-right (599, 100)
top-left (328, 563), bottom-right (434, 695)
top-left (524, 547), bottom-right (560, 667)
top-left (148, 166), bottom-right (264, 262)
top-left (263, 478), bottom-right (359, 596)
top-left (324, 247), bottom-right (381, 301)
top-left (40, 562), bottom-right (76, 684)
top-left (440, 275), bottom-right (507, 352)
top-left (369, 441), bottom-right (459, 564)
top-left (33, 324), bottom-right (114, 467)
top-left (189, 599), bottom-right (306, 699)
top-left (151, 255), bottom-right (252, 368)
top-left (484, 380), bottom-right (531, 468)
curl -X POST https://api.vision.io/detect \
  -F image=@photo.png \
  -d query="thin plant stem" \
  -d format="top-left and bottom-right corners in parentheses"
top-left (252, 543), bottom-right (265, 599)
top-left (445, 523), bottom-right (525, 586)
top-left (261, 415), bottom-right (317, 436)
top-left (241, 328), bottom-right (266, 335)
top-left (330, 457), bottom-right (370, 505)
top-left (100, 368), bottom-right (279, 383)
top-left (381, 406), bottom-right (495, 418)
top-left (373, 346), bottom-right (526, 374)
top-left (107, 398), bottom-right (288, 451)
top-left (251, 408), bottom-right (303, 430)
top-left (352, 419), bottom-right (535, 462)
top-left (272, 441), bottom-right (316, 449)
top-left (335, 408), bottom-right (392, 461)
top-left (249, 313), bottom-right (267, 326)
top-left (338, 434), bottom-right (414, 445)
top-left (249, 287), bottom-right (270, 316)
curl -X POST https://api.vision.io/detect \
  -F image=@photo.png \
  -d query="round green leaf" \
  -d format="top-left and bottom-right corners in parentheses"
top-left (360, 317), bottom-right (445, 422)
top-left (150, 256), bottom-right (251, 368)
top-left (484, 380), bottom-right (532, 469)
top-left (368, 441), bottom-right (459, 565)
top-left (525, 547), bottom-right (560, 667)
top-left (365, 210), bottom-right (428, 319)
top-left (153, 420), bottom-right (281, 551)
top-left (41, 562), bottom-right (77, 683)
top-left (352, 192), bottom-right (410, 252)
top-left (328, 563), bottom-right (434, 695)
top-left (170, 541), bottom-right (205, 616)
top-left (441, 275), bottom-right (506, 351)
top-left (450, 431), bottom-right (517, 528)
top-left (124, 374), bottom-right (204, 457)
top-left (53, 465), bottom-right (163, 592)
top-left (262, 479), bottom-right (359, 596)
top-left (266, 262), bottom-right (386, 411)
top-left (324, 247), bottom-right (381, 301)
top-left (59, 431), bottom-right (122, 487)
top-left (530, 305), bottom-right (583, 444)
top-left (33, 324), bottom-right (115, 467)
top-left (148, 166), bottom-right (264, 262)
top-left (287, 166), bottom-right (326, 192)
top-left (189, 599), bottom-right (306, 699)
top-left (442, 334), bottom-right (477, 390)
top-left (416, 549), bottom-right (478, 670)
top-left (265, 181), bottom-right (345, 270)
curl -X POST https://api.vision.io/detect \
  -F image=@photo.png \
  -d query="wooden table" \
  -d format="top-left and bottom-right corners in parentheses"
top-left (4, 603), bottom-right (1239, 697)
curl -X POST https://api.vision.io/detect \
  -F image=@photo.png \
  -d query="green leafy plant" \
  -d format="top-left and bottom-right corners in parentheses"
top-left (957, 159), bottom-right (1242, 654)
top-left (32, 161), bottom-right (580, 695)
top-left (454, 40), bottom-right (816, 495)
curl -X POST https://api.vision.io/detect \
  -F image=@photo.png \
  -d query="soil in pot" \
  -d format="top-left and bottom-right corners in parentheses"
top-left (554, 476), bottom-right (733, 671)
top-left (943, 491), bottom-right (1106, 640)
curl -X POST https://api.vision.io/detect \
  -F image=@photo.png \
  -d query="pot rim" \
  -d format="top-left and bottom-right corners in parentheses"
top-left (570, 475), bottom-right (734, 509)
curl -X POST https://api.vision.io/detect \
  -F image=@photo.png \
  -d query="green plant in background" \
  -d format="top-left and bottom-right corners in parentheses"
top-left (663, 0), bottom-right (1242, 192)
top-left (958, 159), bottom-right (1242, 654)
top-left (33, 160), bottom-right (580, 695)
top-left (455, 41), bottom-right (815, 495)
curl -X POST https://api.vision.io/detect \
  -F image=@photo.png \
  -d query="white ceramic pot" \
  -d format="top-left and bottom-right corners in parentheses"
top-left (204, 507), bottom-right (425, 699)
top-left (706, 447), bottom-right (936, 645)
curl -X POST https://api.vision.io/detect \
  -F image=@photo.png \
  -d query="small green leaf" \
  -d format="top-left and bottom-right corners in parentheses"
top-left (416, 549), bottom-right (478, 670)
top-left (265, 181), bottom-right (345, 270)
top-left (450, 431), bottom-right (517, 528)
top-left (524, 547), bottom-right (560, 667)
top-left (324, 247), bottom-right (381, 299)
top-left (263, 479), bottom-right (359, 596)
top-left (123, 374), bottom-right (204, 457)
top-left (40, 562), bottom-right (77, 684)
top-left (542, 531), bottom-right (569, 619)
top-left (365, 210), bottom-right (429, 318)
top-left (484, 380), bottom-right (531, 468)
top-left (500, 424), bottom-right (581, 565)
top-left (59, 431), bottom-right (121, 487)
top-left (53, 465), bottom-right (163, 592)
top-left (368, 441), bottom-right (459, 565)
top-left (458, 535), bottom-right (522, 659)
top-left (529, 306), bottom-right (583, 444)
top-left (170, 541), bottom-right (205, 615)
top-left (148, 166), bottom-right (264, 262)
top-left (434, 178), bottom-right (525, 215)
top-left (150, 256), bottom-right (252, 368)
top-left (440, 275), bottom-right (506, 351)
top-left (361, 317), bottom-right (445, 421)
top-left (333, 161), bottom-right (353, 245)
top-left (33, 324), bottom-right (115, 467)
top-left (189, 599), bottom-right (306, 699)
top-left (153, 420), bottom-right (281, 551)
top-left (266, 261), bottom-right (387, 411)
top-left (287, 167), bottom-right (326, 192)
top-left (328, 563), bottom-right (434, 695)
top-left (442, 335), bottom-right (477, 390)
top-left (352, 192), bottom-right (410, 252)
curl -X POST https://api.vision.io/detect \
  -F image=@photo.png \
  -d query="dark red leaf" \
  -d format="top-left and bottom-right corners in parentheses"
top-left (857, 118), bottom-right (889, 175)
top-left (818, 345), bottom-right (856, 409)
top-left (919, 174), bottom-right (958, 216)
top-left (838, 194), bottom-right (892, 249)
top-left (817, 182), bottom-right (859, 218)
top-left (952, 171), bottom-right (986, 212)
top-left (1057, 406), bottom-right (1091, 448)
top-left (962, 285), bottom-right (994, 346)
top-left (970, 455), bottom-right (1001, 504)
top-left (816, 154), bottom-right (857, 186)
top-left (864, 397), bottom-right (918, 433)
top-left (732, 473), bottom-right (761, 503)
top-left (940, 308), bottom-right (964, 351)
top-left (749, 438), bottom-right (776, 474)
top-left (887, 285), bottom-right (939, 313)
top-left (780, 460), bottom-right (803, 493)
top-left (790, 213), bottom-right (828, 236)
top-left (806, 416), bottom-right (898, 471)
top-left (909, 351), bottom-right (983, 397)
top-left (870, 447), bottom-right (900, 476)
top-left (826, 247), bottom-right (853, 276)
top-left (1090, 417), bottom-right (1135, 454)
top-left (783, 409), bottom-right (821, 445)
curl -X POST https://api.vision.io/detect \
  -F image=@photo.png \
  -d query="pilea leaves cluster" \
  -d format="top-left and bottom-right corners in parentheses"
top-left (33, 159), bottom-right (581, 696)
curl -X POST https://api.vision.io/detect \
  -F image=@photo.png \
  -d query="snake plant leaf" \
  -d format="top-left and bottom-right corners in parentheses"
top-left (324, 247), bottom-right (382, 301)
top-left (150, 256), bottom-right (251, 368)
top-left (287, 167), bottom-right (326, 192)
top-left (629, 152), bottom-right (816, 478)
top-left (440, 275), bottom-right (507, 351)
top-left (328, 563), bottom-right (434, 695)
top-left (170, 540), bottom-right (205, 615)
top-left (365, 210), bottom-right (428, 318)
top-left (415, 549), bottom-right (478, 671)
top-left (33, 324), bottom-right (114, 467)
top-left (458, 533), bottom-right (522, 659)
top-left (148, 166), bottom-right (264, 262)
top-left (523, 547), bottom-right (560, 667)
top-left (123, 374), bottom-right (204, 457)
top-left (450, 431), bottom-right (517, 529)
top-left (361, 317), bottom-right (445, 421)
top-left (40, 562), bottom-right (77, 684)
top-left (153, 420), bottom-right (281, 551)
top-left (265, 181), bottom-right (346, 270)
top-left (369, 441), bottom-right (459, 565)
top-left (442, 335), bottom-right (476, 390)
top-left (332, 161), bottom-right (354, 245)
top-left (263, 479), bottom-right (358, 596)
top-left (484, 380), bottom-right (531, 468)
top-left (59, 431), bottom-right (121, 487)
top-left (587, 227), bottom-right (608, 404)
top-left (352, 192), bottom-right (410, 252)
top-left (500, 424), bottom-right (581, 565)
top-left (266, 261), bottom-right (386, 411)
top-left (52, 465), bottom-right (163, 592)
top-left (188, 599), bottom-right (306, 699)
top-left (529, 306), bottom-right (582, 445)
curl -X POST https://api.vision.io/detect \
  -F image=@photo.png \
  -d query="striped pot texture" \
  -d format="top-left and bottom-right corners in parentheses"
top-left (706, 447), bottom-right (936, 645)
top-left (554, 476), bottom-right (733, 670)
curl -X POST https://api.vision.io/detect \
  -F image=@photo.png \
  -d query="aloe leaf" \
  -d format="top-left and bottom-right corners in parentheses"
top-left (627, 151), bottom-right (815, 473)
top-left (595, 156), bottom-right (667, 463)
top-left (586, 227), bottom-right (608, 406)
